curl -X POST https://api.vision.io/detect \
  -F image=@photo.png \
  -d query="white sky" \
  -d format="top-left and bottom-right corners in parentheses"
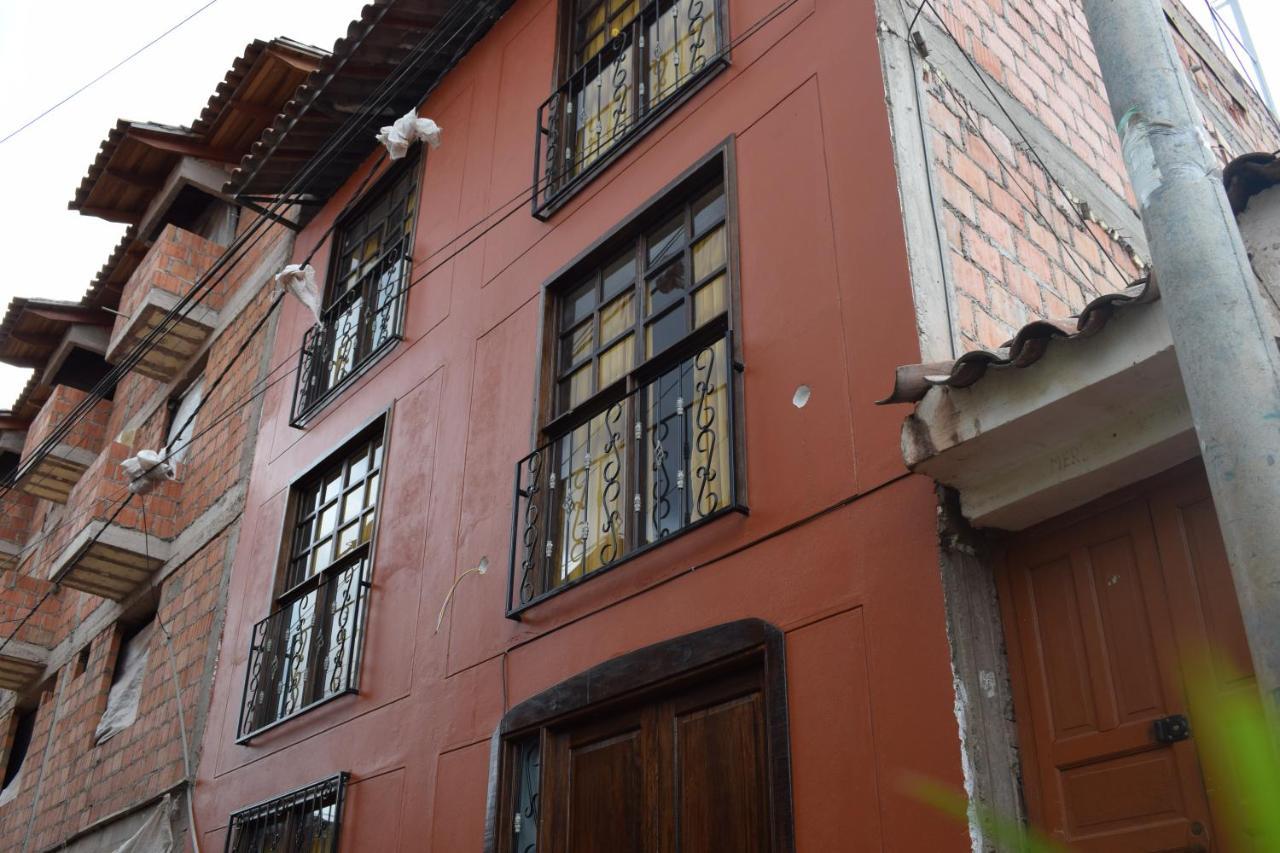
top-left (0, 0), bottom-right (1276, 409)
top-left (0, 0), bottom-right (363, 409)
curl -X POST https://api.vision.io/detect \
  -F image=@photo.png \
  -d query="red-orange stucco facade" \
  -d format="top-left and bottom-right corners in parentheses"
top-left (193, 0), bottom-right (969, 849)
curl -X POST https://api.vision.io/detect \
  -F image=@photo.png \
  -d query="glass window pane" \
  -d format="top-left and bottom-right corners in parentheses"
top-left (561, 279), bottom-right (597, 328)
top-left (559, 365), bottom-right (593, 412)
top-left (316, 505), bottom-right (338, 539)
top-left (602, 252), bottom-right (636, 300)
top-left (646, 213), bottom-right (685, 267)
top-left (692, 225), bottom-right (726, 281)
top-left (336, 523), bottom-right (361, 558)
top-left (373, 439), bottom-right (384, 470)
top-left (647, 256), bottom-right (687, 316)
top-left (692, 183), bottom-right (726, 236)
top-left (323, 472), bottom-right (343, 503)
top-left (342, 486), bottom-right (365, 523)
top-left (599, 292), bottom-right (635, 342)
top-left (311, 539), bottom-right (332, 575)
top-left (598, 334), bottom-right (634, 387)
top-left (348, 448), bottom-right (370, 484)
top-left (560, 322), bottom-right (594, 370)
top-left (366, 472), bottom-right (380, 507)
top-left (693, 274), bottom-right (728, 327)
top-left (645, 307), bottom-right (686, 358)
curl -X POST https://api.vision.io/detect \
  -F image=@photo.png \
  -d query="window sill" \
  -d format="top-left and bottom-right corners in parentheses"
top-left (505, 501), bottom-right (747, 619)
top-left (235, 687), bottom-right (358, 745)
top-left (291, 334), bottom-right (401, 429)
top-left (532, 58), bottom-right (729, 221)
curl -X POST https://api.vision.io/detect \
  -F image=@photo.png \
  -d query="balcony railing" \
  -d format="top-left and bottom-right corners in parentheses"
top-left (507, 332), bottom-right (742, 615)
top-left (237, 555), bottom-right (370, 741)
top-left (290, 241), bottom-right (409, 426)
top-left (532, 0), bottom-right (726, 218)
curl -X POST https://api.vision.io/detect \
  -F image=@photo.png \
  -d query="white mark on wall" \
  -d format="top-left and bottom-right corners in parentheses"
top-left (979, 669), bottom-right (997, 700)
top-left (792, 385), bottom-right (812, 408)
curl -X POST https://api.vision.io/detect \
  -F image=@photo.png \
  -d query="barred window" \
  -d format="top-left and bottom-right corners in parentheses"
top-left (293, 161), bottom-right (417, 424)
top-left (238, 426), bottom-right (384, 740)
top-left (510, 155), bottom-right (740, 613)
top-left (534, 0), bottom-right (726, 217)
top-left (225, 773), bottom-right (347, 853)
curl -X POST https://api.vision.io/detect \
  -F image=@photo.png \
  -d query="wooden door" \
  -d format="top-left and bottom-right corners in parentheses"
top-left (998, 466), bottom-right (1251, 851)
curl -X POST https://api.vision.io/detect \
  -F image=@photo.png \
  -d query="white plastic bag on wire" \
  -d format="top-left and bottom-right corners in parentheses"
top-left (376, 110), bottom-right (442, 159)
top-left (110, 793), bottom-right (175, 853)
top-left (275, 263), bottom-right (323, 326)
top-left (121, 448), bottom-right (175, 495)
top-left (94, 622), bottom-right (155, 744)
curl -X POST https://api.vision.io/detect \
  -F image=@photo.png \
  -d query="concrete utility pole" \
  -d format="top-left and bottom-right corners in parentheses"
top-left (1081, 0), bottom-right (1280, 717)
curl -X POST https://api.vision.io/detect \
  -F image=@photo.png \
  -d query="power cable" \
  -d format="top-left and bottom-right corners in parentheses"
top-left (0, 0), bottom-right (805, 677)
top-left (0, 0), bottom-right (493, 504)
top-left (0, 0), bottom-right (219, 146)
top-left (906, 0), bottom-right (1138, 287)
top-left (0, 0), bottom-right (501, 667)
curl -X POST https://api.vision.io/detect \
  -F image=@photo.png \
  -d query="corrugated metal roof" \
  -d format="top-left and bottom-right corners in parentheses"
top-left (226, 0), bottom-right (514, 201)
top-left (879, 277), bottom-right (1159, 405)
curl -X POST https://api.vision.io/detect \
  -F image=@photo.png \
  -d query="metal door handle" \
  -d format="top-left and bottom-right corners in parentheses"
top-left (1152, 713), bottom-right (1192, 743)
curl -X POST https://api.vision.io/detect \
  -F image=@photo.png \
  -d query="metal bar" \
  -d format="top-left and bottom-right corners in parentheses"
top-left (1082, 0), bottom-right (1280, 722)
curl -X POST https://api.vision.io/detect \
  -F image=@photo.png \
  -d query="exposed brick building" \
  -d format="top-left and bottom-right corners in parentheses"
top-left (0, 39), bottom-right (325, 852)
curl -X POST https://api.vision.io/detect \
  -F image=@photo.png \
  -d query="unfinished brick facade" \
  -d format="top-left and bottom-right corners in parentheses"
top-left (0, 36), bottom-right (323, 851)
top-left (886, 0), bottom-right (1280, 354)
top-left (0, 210), bottom-right (292, 850)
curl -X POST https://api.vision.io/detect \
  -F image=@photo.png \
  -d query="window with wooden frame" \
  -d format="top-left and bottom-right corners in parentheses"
top-left (510, 153), bottom-right (741, 614)
top-left (225, 773), bottom-right (348, 853)
top-left (292, 160), bottom-right (419, 425)
top-left (532, 0), bottom-right (727, 217)
top-left (487, 620), bottom-right (793, 853)
top-left (237, 422), bottom-right (385, 740)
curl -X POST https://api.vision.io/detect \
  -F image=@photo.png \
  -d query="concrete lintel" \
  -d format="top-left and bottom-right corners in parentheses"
top-left (26, 442), bottom-right (97, 472)
top-left (40, 325), bottom-right (112, 389)
top-left (49, 521), bottom-right (174, 586)
top-left (107, 286), bottom-right (220, 362)
top-left (0, 639), bottom-right (49, 666)
top-left (0, 430), bottom-right (26, 456)
top-left (904, 300), bottom-right (1199, 529)
top-left (137, 156), bottom-right (235, 243)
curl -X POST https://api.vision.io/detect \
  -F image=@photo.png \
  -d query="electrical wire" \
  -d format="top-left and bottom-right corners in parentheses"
top-left (141, 499), bottom-right (202, 853)
top-left (0, 0), bottom-right (496, 505)
top-left (0, 0), bottom-right (505, 663)
top-left (0, 0), bottom-right (808, 678)
top-left (0, 0), bottom-right (219, 146)
top-left (906, 0), bottom-right (1138, 287)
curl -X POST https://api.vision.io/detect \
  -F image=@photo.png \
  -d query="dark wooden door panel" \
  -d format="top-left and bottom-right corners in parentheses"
top-left (674, 693), bottom-right (769, 853)
top-left (566, 730), bottom-right (646, 853)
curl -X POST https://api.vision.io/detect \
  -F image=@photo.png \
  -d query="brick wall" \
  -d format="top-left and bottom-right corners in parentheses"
top-left (903, 0), bottom-right (1280, 352)
top-left (0, 213), bottom-right (291, 848)
top-left (114, 224), bottom-right (228, 333)
top-left (20, 386), bottom-right (112, 463)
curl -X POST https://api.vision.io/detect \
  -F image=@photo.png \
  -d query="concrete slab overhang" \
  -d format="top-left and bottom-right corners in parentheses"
top-left (16, 443), bottom-right (98, 504)
top-left (902, 298), bottom-right (1198, 530)
top-left (50, 522), bottom-right (172, 601)
top-left (0, 641), bottom-right (47, 693)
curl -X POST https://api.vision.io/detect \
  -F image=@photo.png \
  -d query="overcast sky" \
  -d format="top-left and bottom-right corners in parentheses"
top-left (0, 0), bottom-right (1276, 409)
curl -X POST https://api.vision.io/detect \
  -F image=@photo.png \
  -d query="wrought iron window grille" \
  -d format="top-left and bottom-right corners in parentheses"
top-left (237, 549), bottom-right (372, 742)
top-left (507, 327), bottom-right (743, 617)
top-left (532, 0), bottom-right (728, 219)
top-left (290, 241), bottom-right (410, 427)
top-left (225, 772), bottom-right (348, 853)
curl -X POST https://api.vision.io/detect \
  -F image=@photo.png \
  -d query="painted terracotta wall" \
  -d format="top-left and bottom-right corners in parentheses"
top-left (194, 0), bottom-right (967, 849)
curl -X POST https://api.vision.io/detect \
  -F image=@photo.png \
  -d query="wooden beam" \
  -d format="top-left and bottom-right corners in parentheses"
top-left (104, 167), bottom-right (165, 191)
top-left (125, 129), bottom-right (240, 164)
top-left (0, 417), bottom-right (31, 431)
top-left (73, 205), bottom-right (140, 224)
top-left (227, 99), bottom-right (282, 123)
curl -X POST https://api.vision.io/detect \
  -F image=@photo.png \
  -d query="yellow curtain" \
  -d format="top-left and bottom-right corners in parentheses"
top-left (648, 1), bottom-right (719, 106)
